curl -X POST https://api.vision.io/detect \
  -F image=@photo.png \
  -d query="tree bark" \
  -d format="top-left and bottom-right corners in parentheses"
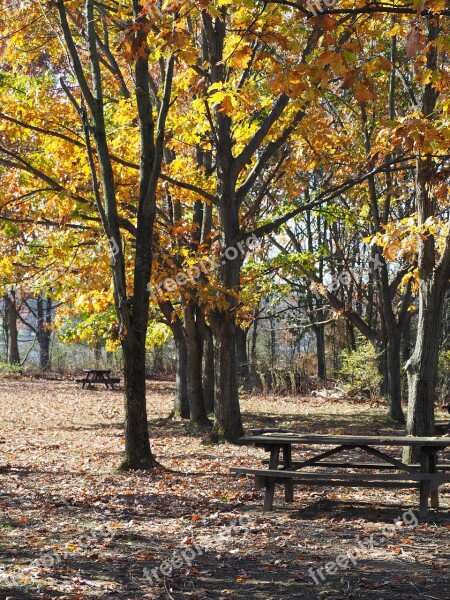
top-left (211, 316), bottom-right (244, 442)
top-left (6, 292), bottom-right (20, 365)
top-left (37, 294), bottom-right (52, 371)
top-left (403, 15), bottom-right (444, 463)
top-left (121, 332), bottom-right (153, 470)
top-left (184, 302), bottom-right (211, 429)
top-left (386, 330), bottom-right (404, 422)
top-left (201, 321), bottom-right (215, 413)
top-left (173, 326), bottom-right (190, 419)
top-left (314, 323), bottom-right (326, 380)
top-left (236, 326), bottom-right (250, 380)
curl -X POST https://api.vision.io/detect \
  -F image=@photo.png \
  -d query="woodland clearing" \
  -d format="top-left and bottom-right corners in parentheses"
top-left (0, 379), bottom-right (449, 599)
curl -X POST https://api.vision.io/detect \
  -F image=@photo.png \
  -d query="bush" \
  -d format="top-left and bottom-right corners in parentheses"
top-left (338, 340), bottom-right (383, 398)
top-left (0, 362), bottom-right (22, 377)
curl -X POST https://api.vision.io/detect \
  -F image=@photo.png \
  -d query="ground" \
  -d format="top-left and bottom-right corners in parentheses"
top-left (0, 378), bottom-right (449, 600)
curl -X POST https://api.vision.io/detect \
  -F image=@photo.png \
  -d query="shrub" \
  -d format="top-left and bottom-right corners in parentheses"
top-left (0, 362), bottom-right (22, 377)
top-left (338, 340), bottom-right (383, 398)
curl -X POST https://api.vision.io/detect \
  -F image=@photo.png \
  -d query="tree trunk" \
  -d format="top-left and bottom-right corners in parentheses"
top-left (37, 294), bottom-right (52, 371)
top-left (249, 315), bottom-right (260, 388)
top-left (386, 330), bottom-right (404, 422)
top-left (173, 327), bottom-right (189, 419)
top-left (403, 14), bottom-right (444, 463)
top-left (6, 292), bottom-right (20, 365)
top-left (121, 333), bottom-right (154, 470)
top-left (2, 296), bottom-right (8, 363)
top-left (236, 326), bottom-right (250, 381)
top-left (269, 316), bottom-right (276, 369)
top-left (184, 302), bottom-right (211, 429)
top-left (404, 277), bottom-right (447, 462)
top-left (347, 321), bottom-right (356, 352)
top-left (56, 0), bottom-right (174, 470)
top-left (94, 340), bottom-right (102, 368)
top-left (376, 255), bottom-right (405, 422)
top-left (201, 323), bottom-right (215, 414)
top-left (376, 338), bottom-right (388, 398)
top-left (315, 323), bottom-right (326, 380)
top-left (211, 316), bottom-right (244, 442)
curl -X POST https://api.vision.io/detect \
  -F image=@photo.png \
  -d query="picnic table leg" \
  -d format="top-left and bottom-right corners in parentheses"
top-left (429, 451), bottom-right (439, 509)
top-left (282, 444), bottom-right (294, 502)
top-left (419, 448), bottom-right (430, 519)
top-left (83, 373), bottom-right (91, 389)
top-left (264, 445), bottom-right (280, 512)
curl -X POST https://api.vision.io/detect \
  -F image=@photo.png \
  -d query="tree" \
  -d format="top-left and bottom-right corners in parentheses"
top-left (0, 0), bottom-right (175, 469)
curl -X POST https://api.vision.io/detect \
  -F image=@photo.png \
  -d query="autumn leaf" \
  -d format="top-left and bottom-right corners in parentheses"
top-left (218, 95), bottom-right (235, 115)
top-left (353, 81), bottom-right (375, 106)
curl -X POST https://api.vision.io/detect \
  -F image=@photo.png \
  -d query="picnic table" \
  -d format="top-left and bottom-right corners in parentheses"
top-left (231, 433), bottom-right (450, 518)
top-left (76, 369), bottom-right (120, 390)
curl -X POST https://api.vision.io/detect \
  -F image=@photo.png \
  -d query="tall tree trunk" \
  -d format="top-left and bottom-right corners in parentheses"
top-left (201, 322), bottom-right (215, 413)
top-left (211, 316), bottom-right (244, 442)
top-left (403, 15), bottom-right (444, 463)
top-left (184, 302), bottom-right (210, 428)
top-left (236, 326), bottom-right (250, 380)
top-left (121, 332), bottom-right (153, 470)
top-left (6, 291), bottom-right (20, 365)
top-left (248, 313), bottom-right (260, 388)
top-left (347, 321), bottom-right (356, 352)
top-left (376, 259), bottom-right (405, 422)
top-left (159, 301), bottom-right (190, 419)
top-left (386, 330), bottom-right (404, 422)
top-left (209, 193), bottom-right (244, 442)
top-left (314, 323), bottom-right (326, 380)
top-left (37, 294), bottom-right (52, 371)
top-left (404, 277), bottom-right (447, 461)
top-left (269, 315), bottom-right (276, 369)
top-left (173, 326), bottom-right (190, 419)
top-left (94, 340), bottom-right (102, 368)
top-left (2, 295), bottom-right (8, 363)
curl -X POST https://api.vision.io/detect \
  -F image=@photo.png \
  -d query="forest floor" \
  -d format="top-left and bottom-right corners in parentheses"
top-left (0, 378), bottom-right (449, 600)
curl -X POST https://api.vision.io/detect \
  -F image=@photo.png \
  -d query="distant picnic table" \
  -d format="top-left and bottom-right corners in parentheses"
top-left (231, 432), bottom-right (450, 518)
top-left (76, 369), bottom-right (120, 390)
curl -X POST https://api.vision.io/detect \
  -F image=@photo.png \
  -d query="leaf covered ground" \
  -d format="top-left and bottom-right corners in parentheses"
top-left (0, 378), bottom-right (449, 599)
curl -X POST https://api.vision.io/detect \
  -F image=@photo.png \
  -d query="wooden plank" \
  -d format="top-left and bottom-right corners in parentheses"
top-left (355, 444), bottom-right (419, 474)
top-left (282, 444), bottom-right (294, 502)
top-left (263, 446), bottom-right (280, 511)
top-left (420, 450), bottom-right (431, 518)
top-left (262, 460), bottom-right (450, 471)
top-left (239, 434), bottom-right (450, 447)
top-left (430, 452), bottom-right (439, 509)
top-left (230, 467), bottom-right (450, 482)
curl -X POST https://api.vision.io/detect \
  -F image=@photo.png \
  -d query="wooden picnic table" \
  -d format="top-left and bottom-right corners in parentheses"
top-left (76, 369), bottom-right (120, 390)
top-left (231, 433), bottom-right (450, 518)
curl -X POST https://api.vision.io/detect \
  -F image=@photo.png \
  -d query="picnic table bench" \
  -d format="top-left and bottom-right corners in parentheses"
top-left (231, 433), bottom-right (450, 518)
top-left (75, 369), bottom-right (120, 390)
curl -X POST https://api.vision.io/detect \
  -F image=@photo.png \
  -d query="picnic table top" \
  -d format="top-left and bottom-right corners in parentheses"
top-left (239, 433), bottom-right (450, 448)
top-left (82, 369), bottom-right (112, 374)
